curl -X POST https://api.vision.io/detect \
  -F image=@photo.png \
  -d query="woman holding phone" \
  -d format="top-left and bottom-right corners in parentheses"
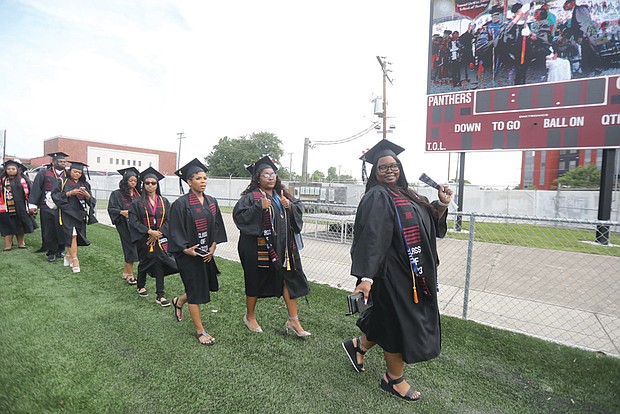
top-left (51, 161), bottom-right (96, 273)
top-left (168, 159), bottom-right (227, 346)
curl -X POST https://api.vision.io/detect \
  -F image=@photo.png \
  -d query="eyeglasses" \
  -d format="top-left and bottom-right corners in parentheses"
top-left (144, 181), bottom-right (158, 186)
top-left (261, 173), bottom-right (277, 179)
top-left (377, 163), bottom-right (400, 173)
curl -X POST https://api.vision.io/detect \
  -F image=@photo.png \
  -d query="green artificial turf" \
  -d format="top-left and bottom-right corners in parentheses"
top-left (0, 224), bottom-right (619, 413)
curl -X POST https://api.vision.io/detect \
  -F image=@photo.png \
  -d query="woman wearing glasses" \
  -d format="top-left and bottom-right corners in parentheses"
top-left (128, 167), bottom-right (175, 307)
top-left (341, 140), bottom-right (452, 402)
top-left (233, 156), bottom-right (310, 337)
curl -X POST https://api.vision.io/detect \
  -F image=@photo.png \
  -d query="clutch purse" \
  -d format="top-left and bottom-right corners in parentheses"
top-left (346, 292), bottom-right (372, 316)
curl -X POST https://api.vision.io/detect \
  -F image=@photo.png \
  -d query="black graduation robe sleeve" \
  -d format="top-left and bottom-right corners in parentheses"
top-left (29, 169), bottom-right (46, 207)
top-left (430, 200), bottom-right (449, 239)
top-left (166, 197), bottom-right (189, 253)
top-left (232, 193), bottom-right (264, 237)
top-left (128, 199), bottom-right (149, 243)
top-left (350, 187), bottom-right (395, 280)
top-left (107, 190), bottom-right (124, 225)
top-left (212, 198), bottom-right (228, 244)
top-left (288, 199), bottom-right (304, 234)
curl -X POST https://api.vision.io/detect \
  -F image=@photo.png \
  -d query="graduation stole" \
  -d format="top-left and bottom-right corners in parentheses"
top-left (389, 189), bottom-right (433, 303)
top-left (0, 176), bottom-right (28, 214)
top-left (188, 192), bottom-right (216, 252)
top-left (253, 189), bottom-right (279, 268)
top-left (44, 168), bottom-right (64, 191)
top-left (143, 195), bottom-right (168, 252)
top-left (121, 189), bottom-right (139, 208)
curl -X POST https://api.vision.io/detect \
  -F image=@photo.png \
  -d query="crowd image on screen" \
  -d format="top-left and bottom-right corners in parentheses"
top-left (429, 0), bottom-right (620, 94)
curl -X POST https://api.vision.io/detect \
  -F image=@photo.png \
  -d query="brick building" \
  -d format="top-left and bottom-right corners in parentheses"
top-left (29, 136), bottom-right (177, 175)
top-left (520, 149), bottom-right (604, 189)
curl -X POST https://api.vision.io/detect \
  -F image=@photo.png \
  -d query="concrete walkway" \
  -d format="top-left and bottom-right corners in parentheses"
top-left (97, 210), bottom-right (620, 357)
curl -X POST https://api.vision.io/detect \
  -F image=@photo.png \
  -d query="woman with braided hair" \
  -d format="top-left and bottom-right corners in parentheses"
top-left (233, 156), bottom-right (310, 337)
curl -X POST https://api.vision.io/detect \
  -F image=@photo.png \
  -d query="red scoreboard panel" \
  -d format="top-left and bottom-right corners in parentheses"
top-left (425, 75), bottom-right (620, 152)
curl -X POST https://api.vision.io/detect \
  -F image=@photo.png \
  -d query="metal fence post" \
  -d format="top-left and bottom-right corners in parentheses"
top-left (462, 212), bottom-right (475, 320)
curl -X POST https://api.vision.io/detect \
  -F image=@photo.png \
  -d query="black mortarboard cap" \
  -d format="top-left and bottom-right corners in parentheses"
top-left (245, 155), bottom-right (278, 176)
top-left (68, 161), bottom-right (89, 171)
top-left (359, 139), bottom-right (405, 165)
top-left (140, 166), bottom-right (164, 182)
top-left (175, 158), bottom-right (209, 179)
top-left (117, 167), bottom-right (140, 178)
top-left (47, 151), bottom-right (69, 160)
top-left (2, 159), bottom-right (26, 170)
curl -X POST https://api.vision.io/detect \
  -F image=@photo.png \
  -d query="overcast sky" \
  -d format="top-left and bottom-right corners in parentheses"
top-left (0, 0), bottom-right (523, 186)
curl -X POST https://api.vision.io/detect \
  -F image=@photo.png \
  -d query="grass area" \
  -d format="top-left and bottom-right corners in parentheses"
top-left (1, 224), bottom-right (619, 413)
top-left (446, 220), bottom-right (620, 257)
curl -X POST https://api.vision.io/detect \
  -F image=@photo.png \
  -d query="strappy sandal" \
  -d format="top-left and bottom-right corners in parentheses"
top-left (342, 337), bottom-right (366, 372)
top-left (123, 273), bottom-right (137, 285)
top-left (195, 330), bottom-right (215, 346)
top-left (172, 297), bottom-right (183, 322)
top-left (379, 372), bottom-right (420, 402)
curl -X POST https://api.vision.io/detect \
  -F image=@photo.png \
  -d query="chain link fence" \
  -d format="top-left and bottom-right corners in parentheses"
top-left (93, 182), bottom-right (620, 357)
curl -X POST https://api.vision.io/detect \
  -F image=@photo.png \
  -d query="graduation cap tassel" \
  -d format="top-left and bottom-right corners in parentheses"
top-left (178, 177), bottom-right (184, 195)
top-left (361, 161), bottom-right (367, 183)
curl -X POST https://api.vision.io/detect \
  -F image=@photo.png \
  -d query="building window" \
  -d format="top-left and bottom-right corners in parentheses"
top-left (558, 160), bottom-right (566, 171)
top-left (116, 159), bottom-right (119, 165)
top-left (109, 158), bottom-right (113, 164)
top-left (569, 160), bottom-right (577, 169)
top-left (584, 150), bottom-right (591, 165)
top-left (96, 156), bottom-right (101, 163)
top-left (138, 161), bottom-right (142, 167)
top-left (122, 159), bottom-right (125, 165)
top-left (133, 160), bottom-right (136, 166)
top-left (523, 152), bottom-right (534, 187)
top-left (596, 149), bottom-right (603, 170)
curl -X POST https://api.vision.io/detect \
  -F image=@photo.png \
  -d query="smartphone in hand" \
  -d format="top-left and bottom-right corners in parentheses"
top-left (195, 247), bottom-right (209, 256)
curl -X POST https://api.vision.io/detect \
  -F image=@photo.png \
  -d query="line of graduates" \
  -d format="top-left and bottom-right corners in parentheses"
top-left (8, 140), bottom-right (452, 402)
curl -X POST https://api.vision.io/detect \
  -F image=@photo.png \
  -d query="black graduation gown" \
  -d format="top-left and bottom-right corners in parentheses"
top-left (51, 179), bottom-right (94, 247)
top-left (30, 167), bottom-right (66, 253)
top-left (0, 175), bottom-right (37, 236)
top-left (233, 191), bottom-right (309, 299)
top-left (128, 195), bottom-right (176, 279)
top-left (168, 193), bottom-right (227, 304)
top-left (107, 189), bottom-right (139, 263)
top-left (351, 184), bottom-right (448, 364)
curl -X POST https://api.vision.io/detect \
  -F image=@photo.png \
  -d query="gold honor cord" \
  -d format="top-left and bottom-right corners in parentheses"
top-left (144, 195), bottom-right (166, 253)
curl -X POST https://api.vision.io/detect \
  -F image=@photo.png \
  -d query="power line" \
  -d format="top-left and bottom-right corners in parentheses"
top-left (311, 122), bottom-right (380, 146)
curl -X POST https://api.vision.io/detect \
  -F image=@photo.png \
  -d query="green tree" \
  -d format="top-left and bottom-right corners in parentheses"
top-left (205, 132), bottom-right (284, 177)
top-left (310, 170), bottom-right (324, 182)
top-left (554, 165), bottom-right (601, 188)
top-left (326, 167), bottom-right (338, 182)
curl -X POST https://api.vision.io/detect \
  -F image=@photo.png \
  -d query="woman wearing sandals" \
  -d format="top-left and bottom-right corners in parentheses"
top-left (167, 159), bottom-right (227, 346)
top-left (128, 167), bottom-right (176, 307)
top-left (233, 156), bottom-right (310, 337)
top-left (51, 161), bottom-right (96, 273)
top-left (341, 140), bottom-right (452, 402)
top-left (107, 167), bottom-right (140, 285)
top-left (0, 159), bottom-right (37, 251)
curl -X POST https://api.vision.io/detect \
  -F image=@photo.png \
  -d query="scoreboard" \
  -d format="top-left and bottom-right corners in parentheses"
top-left (426, 75), bottom-right (620, 152)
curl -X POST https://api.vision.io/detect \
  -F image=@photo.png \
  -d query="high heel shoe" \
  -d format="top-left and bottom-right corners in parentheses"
top-left (284, 316), bottom-right (311, 337)
top-left (243, 315), bottom-right (263, 333)
top-left (64, 255), bottom-right (72, 267)
top-left (71, 258), bottom-right (80, 273)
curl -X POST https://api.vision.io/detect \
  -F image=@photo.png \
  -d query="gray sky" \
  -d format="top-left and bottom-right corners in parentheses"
top-left (0, 0), bottom-right (523, 185)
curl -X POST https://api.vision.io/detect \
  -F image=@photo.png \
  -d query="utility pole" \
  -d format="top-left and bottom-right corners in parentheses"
top-left (376, 56), bottom-right (393, 140)
top-left (302, 138), bottom-right (310, 183)
top-left (176, 132), bottom-right (186, 170)
top-left (288, 152), bottom-right (294, 181)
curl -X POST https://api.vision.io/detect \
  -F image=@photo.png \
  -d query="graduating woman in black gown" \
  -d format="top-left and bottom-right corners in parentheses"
top-left (128, 167), bottom-right (175, 307)
top-left (233, 156), bottom-right (310, 337)
top-left (0, 159), bottom-right (36, 251)
top-left (168, 159), bottom-right (227, 346)
top-left (107, 167), bottom-right (140, 285)
top-left (341, 140), bottom-right (452, 402)
top-left (51, 161), bottom-right (97, 273)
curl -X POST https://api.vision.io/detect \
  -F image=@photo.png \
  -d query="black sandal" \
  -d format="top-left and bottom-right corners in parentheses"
top-left (342, 337), bottom-right (366, 372)
top-left (379, 372), bottom-right (420, 402)
top-left (195, 330), bottom-right (215, 346)
top-left (172, 297), bottom-right (183, 322)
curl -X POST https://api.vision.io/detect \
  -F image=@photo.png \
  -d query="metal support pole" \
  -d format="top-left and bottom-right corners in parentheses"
top-left (596, 148), bottom-right (616, 245)
top-left (456, 152), bottom-right (466, 231)
top-left (302, 138), bottom-right (310, 183)
top-left (462, 212), bottom-right (475, 320)
top-left (176, 132), bottom-right (185, 170)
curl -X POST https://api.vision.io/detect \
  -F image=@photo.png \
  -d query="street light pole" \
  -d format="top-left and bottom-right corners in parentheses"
top-left (176, 132), bottom-right (186, 170)
top-left (288, 152), bottom-right (294, 181)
